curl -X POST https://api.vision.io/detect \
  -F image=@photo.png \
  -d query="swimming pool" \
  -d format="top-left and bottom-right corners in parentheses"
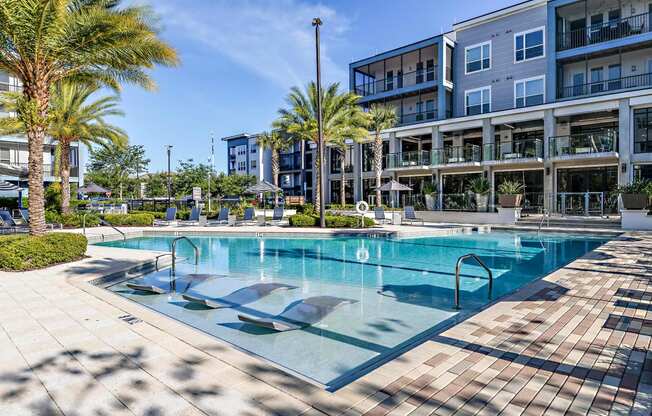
top-left (96, 231), bottom-right (609, 390)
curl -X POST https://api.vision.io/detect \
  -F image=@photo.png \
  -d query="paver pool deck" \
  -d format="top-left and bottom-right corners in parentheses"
top-left (0, 226), bottom-right (650, 415)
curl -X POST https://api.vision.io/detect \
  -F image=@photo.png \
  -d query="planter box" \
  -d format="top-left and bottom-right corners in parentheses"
top-left (475, 194), bottom-right (489, 212)
top-left (621, 194), bottom-right (649, 210)
top-left (498, 194), bottom-right (523, 208)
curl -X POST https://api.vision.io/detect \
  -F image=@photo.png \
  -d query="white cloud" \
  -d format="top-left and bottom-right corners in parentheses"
top-left (157, 0), bottom-right (350, 90)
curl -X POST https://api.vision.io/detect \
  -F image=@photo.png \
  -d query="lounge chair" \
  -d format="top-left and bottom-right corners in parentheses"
top-left (154, 207), bottom-right (178, 226)
top-left (0, 210), bottom-right (28, 233)
top-left (237, 296), bottom-right (358, 332)
top-left (182, 282), bottom-right (297, 309)
top-left (18, 208), bottom-right (62, 230)
top-left (403, 206), bottom-right (424, 225)
top-left (209, 207), bottom-right (229, 225)
top-left (126, 273), bottom-right (224, 295)
top-left (374, 207), bottom-right (390, 224)
top-left (270, 207), bottom-right (284, 225)
top-left (180, 207), bottom-right (201, 225)
top-left (237, 207), bottom-right (256, 226)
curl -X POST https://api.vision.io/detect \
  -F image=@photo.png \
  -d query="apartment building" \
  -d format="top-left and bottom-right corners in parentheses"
top-left (0, 71), bottom-right (83, 194)
top-left (222, 133), bottom-right (273, 183)
top-left (322, 0), bottom-right (652, 215)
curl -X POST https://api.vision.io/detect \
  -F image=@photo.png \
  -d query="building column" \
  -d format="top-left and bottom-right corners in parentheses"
top-left (543, 109), bottom-right (556, 212)
top-left (431, 126), bottom-right (443, 149)
top-left (618, 98), bottom-right (632, 186)
top-left (388, 132), bottom-right (398, 155)
top-left (482, 119), bottom-right (495, 209)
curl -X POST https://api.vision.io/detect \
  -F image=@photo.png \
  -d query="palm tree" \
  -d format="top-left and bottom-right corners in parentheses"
top-left (274, 82), bottom-right (367, 214)
top-left (0, 1), bottom-right (178, 235)
top-left (257, 130), bottom-right (292, 206)
top-left (367, 104), bottom-right (397, 207)
top-left (0, 82), bottom-right (128, 213)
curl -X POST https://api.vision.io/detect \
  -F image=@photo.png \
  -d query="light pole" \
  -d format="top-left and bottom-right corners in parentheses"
top-left (166, 145), bottom-right (173, 209)
top-left (312, 17), bottom-right (325, 228)
top-left (208, 133), bottom-right (214, 212)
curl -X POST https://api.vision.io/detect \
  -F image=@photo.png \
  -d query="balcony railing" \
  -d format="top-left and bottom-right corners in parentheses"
top-left (549, 131), bottom-right (618, 158)
top-left (398, 109), bottom-right (437, 125)
top-left (559, 72), bottom-right (652, 99)
top-left (386, 151), bottom-right (431, 169)
top-left (279, 152), bottom-right (302, 171)
top-left (436, 145), bottom-right (482, 164)
top-left (354, 66), bottom-right (437, 97)
top-left (557, 12), bottom-right (650, 51)
top-left (483, 139), bottom-right (543, 161)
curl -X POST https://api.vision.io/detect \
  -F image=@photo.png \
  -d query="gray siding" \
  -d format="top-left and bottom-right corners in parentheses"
top-left (453, 5), bottom-right (548, 117)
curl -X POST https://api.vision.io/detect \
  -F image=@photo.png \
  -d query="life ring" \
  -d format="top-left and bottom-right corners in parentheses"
top-left (356, 247), bottom-right (369, 262)
top-left (355, 201), bottom-right (369, 215)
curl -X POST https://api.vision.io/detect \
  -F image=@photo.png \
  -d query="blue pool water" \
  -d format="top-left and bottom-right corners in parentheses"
top-left (97, 231), bottom-right (609, 389)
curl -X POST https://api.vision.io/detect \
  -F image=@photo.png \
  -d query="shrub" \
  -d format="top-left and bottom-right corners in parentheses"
top-left (46, 211), bottom-right (101, 228)
top-left (289, 214), bottom-right (373, 228)
top-left (129, 210), bottom-right (166, 219)
top-left (0, 233), bottom-right (87, 271)
top-left (497, 180), bottom-right (524, 195)
top-left (289, 214), bottom-right (317, 227)
top-left (297, 203), bottom-right (316, 216)
top-left (103, 213), bottom-right (154, 226)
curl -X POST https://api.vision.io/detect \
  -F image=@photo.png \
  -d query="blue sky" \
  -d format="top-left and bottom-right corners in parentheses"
top-left (114, 0), bottom-right (521, 172)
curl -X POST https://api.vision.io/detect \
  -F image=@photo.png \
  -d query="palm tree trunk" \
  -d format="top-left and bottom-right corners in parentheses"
top-left (373, 132), bottom-right (383, 208)
top-left (59, 140), bottom-right (71, 214)
top-left (340, 147), bottom-right (347, 208)
top-left (25, 80), bottom-right (50, 236)
top-left (272, 149), bottom-right (279, 206)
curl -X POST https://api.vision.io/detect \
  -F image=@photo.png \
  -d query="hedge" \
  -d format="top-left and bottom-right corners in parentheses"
top-left (103, 213), bottom-right (154, 226)
top-left (0, 233), bottom-right (88, 271)
top-left (289, 214), bottom-right (317, 227)
top-left (46, 211), bottom-right (101, 228)
top-left (289, 214), bottom-right (374, 228)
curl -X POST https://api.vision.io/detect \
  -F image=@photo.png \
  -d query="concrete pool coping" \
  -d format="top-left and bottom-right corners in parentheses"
top-left (1, 228), bottom-right (649, 415)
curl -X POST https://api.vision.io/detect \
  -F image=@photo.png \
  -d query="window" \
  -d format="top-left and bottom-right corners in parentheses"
top-left (465, 42), bottom-right (490, 74)
top-left (590, 67), bottom-right (604, 93)
top-left (514, 77), bottom-right (544, 108)
top-left (465, 87), bottom-right (490, 115)
top-left (0, 147), bottom-right (9, 164)
top-left (250, 160), bottom-right (257, 169)
top-left (250, 147), bottom-right (256, 154)
top-left (608, 64), bottom-right (621, 90)
top-left (515, 28), bottom-right (544, 62)
top-left (634, 108), bottom-right (652, 153)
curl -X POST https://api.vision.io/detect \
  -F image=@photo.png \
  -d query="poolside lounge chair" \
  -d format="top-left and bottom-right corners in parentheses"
top-left (237, 207), bottom-right (256, 226)
top-left (374, 207), bottom-right (390, 224)
top-left (180, 207), bottom-right (201, 225)
top-left (209, 207), bottom-right (229, 225)
top-left (237, 296), bottom-right (358, 332)
top-left (182, 282), bottom-right (297, 309)
top-left (403, 206), bottom-right (424, 225)
top-left (270, 207), bottom-right (284, 225)
top-left (0, 210), bottom-right (28, 233)
top-left (18, 208), bottom-right (62, 230)
top-left (154, 207), bottom-right (178, 226)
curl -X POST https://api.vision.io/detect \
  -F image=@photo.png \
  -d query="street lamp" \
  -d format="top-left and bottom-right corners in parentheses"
top-left (165, 144), bottom-right (173, 208)
top-left (312, 17), bottom-right (325, 228)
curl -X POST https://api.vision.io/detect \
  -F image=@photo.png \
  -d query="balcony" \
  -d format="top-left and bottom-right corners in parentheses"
top-left (435, 145), bottom-right (482, 165)
top-left (549, 131), bottom-right (618, 159)
top-left (386, 151), bottom-right (431, 169)
top-left (558, 72), bottom-right (652, 99)
top-left (279, 152), bottom-right (302, 171)
top-left (397, 109), bottom-right (437, 126)
top-left (483, 139), bottom-right (543, 164)
top-left (354, 67), bottom-right (437, 97)
top-left (557, 12), bottom-right (650, 51)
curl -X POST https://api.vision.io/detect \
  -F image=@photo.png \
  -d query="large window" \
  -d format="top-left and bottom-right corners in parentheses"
top-left (465, 41), bottom-right (490, 74)
top-left (465, 87), bottom-right (491, 115)
top-left (514, 27), bottom-right (544, 62)
top-left (362, 141), bottom-right (389, 172)
top-left (634, 108), bottom-right (652, 153)
top-left (514, 77), bottom-right (544, 108)
top-left (634, 164), bottom-right (652, 181)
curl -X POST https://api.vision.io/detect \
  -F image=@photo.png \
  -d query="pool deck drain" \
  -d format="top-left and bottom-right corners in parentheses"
top-left (0, 229), bottom-right (650, 415)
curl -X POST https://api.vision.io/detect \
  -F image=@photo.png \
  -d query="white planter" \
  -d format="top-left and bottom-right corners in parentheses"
top-left (391, 212), bottom-right (402, 225)
top-left (496, 207), bottom-right (522, 224)
top-left (475, 194), bottom-right (489, 212)
top-left (621, 209), bottom-right (652, 230)
top-left (425, 194), bottom-right (435, 211)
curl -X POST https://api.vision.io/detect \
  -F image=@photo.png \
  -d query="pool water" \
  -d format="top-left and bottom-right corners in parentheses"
top-left (97, 231), bottom-right (609, 389)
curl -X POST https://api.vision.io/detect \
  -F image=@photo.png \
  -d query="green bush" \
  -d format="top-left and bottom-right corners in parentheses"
top-left (0, 233), bottom-right (87, 271)
top-left (289, 214), bottom-right (374, 228)
top-left (46, 211), bottom-right (101, 228)
top-left (289, 214), bottom-right (317, 227)
top-left (297, 203), bottom-right (316, 216)
top-left (129, 210), bottom-right (166, 219)
top-left (103, 213), bottom-right (154, 226)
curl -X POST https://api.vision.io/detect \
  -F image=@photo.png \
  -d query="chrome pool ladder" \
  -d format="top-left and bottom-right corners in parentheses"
top-left (171, 236), bottom-right (199, 275)
top-left (454, 254), bottom-right (493, 310)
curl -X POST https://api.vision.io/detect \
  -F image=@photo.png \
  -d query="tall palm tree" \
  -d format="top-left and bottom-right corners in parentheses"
top-left (274, 82), bottom-right (367, 214)
top-left (367, 104), bottom-right (397, 207)
top-left (0, 82), bottom-right (128, 213)
top-left (0, 1), bottom-right (178, 235)
top-left (257, 130), bottom-right (292, 206)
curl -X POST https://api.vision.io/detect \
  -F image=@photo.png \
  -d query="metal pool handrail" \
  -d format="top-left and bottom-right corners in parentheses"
top-left (454, 254), bottom-right (493, 309)
top-left (538, 209), bottom-right (550, 235)
top-left (171, 236), bottom-right (199, 275)
top-left (99, 218), bottom-right (126, 241)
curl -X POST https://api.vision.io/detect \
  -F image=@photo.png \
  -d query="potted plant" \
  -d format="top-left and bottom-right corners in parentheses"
top-left (616, 179), bottom-right (652, 210)
top-left (422, 182), bottom-right (437, 211)
top-left (469, 177), bottom-right (491, 212)
top-left (497, 180), bottom-right (524, 208)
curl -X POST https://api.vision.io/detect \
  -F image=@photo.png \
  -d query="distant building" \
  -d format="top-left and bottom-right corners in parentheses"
top-left (222, 133), bottom-right (272, 182)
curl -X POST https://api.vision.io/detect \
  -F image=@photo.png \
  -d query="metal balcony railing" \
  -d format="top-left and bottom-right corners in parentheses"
top-left (549, 131), bottom-right (618, 157)
top-left (385, 151), bottom-right (431, 169)
top-left (557, 12), bottom-right (650, 51)
top-left (398, 109), bottom-right (437, 125)
top-left (354, 66), bottom-right (437, 97)
top-left (559, 72), bottom-right (652, 99)
top-left (437, 145), bottom-right (482, 164)
top-left (483, 139), bottom-right (543, 161)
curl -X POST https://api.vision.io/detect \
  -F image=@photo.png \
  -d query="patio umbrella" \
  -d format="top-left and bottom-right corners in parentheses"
top-left (0, 163), bottom-right (27, 178)
top-left (377, 179), bottom-right (412, 208)
top-left (0, 181), bottom-right (19, 191)
top-left (78, 183), bottom-right (111, 195)
top-left (244, 180), bottom-right (281, 223)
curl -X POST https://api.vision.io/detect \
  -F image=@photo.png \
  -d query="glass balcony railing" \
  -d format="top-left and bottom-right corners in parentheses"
top-left (354, 67), bottom-right (437, 97)
top-left (398, 109), bottom-right (437, 125)
top-left (559, 72), bottom-right (652, 99)
top-left (557, 12), bottom-right (651, 51)
top-left (437, 145), bottom-right (482, 164)
top-left (549, 131), bottom-right (618, 157)
top-left (385, 151), bottom-right (431, 169)
top-left (483, 139), bottom-right (543, 161)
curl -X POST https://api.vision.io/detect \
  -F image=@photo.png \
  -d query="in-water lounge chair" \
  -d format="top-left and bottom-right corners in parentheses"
top-left (126, 273), bottom-right (223, 294)
top-left (154, 207), bottom-right (178, 226)
top-left (403, 206), bottom-right (424, 225)
top-left (237, 296), bottom-right (358, 332)
top-left (182, 282), bottom-right (297, 309)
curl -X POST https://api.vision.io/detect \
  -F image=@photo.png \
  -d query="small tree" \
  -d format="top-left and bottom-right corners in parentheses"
top-left (257, 130), bottom-right (293, 205)
top-left (87, 144), bottom-right (150, 199)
